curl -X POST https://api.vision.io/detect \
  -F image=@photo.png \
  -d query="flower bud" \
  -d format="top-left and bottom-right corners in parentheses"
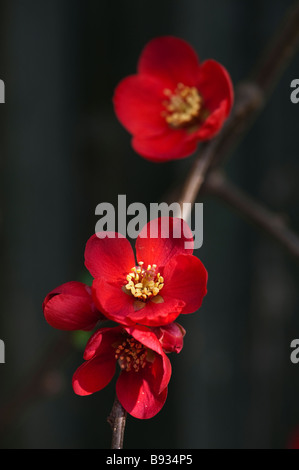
top-left (43, 281), bottom-right (105, 331)
top-left (152, 322), bottom-right (186, 353)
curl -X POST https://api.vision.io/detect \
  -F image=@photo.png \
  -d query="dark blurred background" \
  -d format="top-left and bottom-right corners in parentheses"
top-left (0, 0), bottom-right (299, 449)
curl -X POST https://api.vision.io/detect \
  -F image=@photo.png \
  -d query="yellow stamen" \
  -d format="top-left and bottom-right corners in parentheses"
top-left (162, 83), bottom-right (203, 129)
top-left (124, 262), bottom-right (164, 301)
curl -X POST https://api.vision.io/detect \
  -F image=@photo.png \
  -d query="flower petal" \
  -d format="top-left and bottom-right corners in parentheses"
top-left (163, 254), bottom-right (208, 314)
top-left (125, 325), bottom-right (172, 392)
top-left (116, 369), bottom-right (168, 419)
top-left (113, 74), bottom-right (168, 139)
top-left (43, 281), bottom-right (101, 331)
top-left (148, 351), bottom-right (172, 394)
top-left (84, 232), bottom-right (135, 281)
top-left (197, 100), bottom-right (228, 140)
top-left (83, 326), bottom-right (122, 360)
top-left (127, 295), bottom-right (184, 327)
top-left (125, 325), bottom-right (164, 356)
top-left (91, 277), bottom-right (136, 326)
top-left (138, 36), bottom-right (200, 88)
top-left (197, 59), bottom-right (234, 116)
top-left (132, 129), bottom-right (198, 162)
top-left (92, 277), bottom-right (184, 327)
top-left (136, 217), bottom-right (194, 268)
top-left (72, 354), bottom-right (116, 396)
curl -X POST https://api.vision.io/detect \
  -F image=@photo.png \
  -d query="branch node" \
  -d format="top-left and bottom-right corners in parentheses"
top-left (107, 396), bottom-right (127, 449)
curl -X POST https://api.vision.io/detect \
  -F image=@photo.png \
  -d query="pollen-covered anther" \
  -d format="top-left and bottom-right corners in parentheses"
top-left (125, 261), bottom-right (164, 301)
top-left (114, 337), bottom-right (148, 372)
top-left (162, 83), bottom-right (203, 129)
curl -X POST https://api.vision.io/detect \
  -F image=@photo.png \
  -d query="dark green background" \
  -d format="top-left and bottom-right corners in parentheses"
top-left (0, 0), bottom-right (299, 449)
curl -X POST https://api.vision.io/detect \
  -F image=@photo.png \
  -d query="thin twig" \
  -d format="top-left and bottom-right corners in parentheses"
top-left (177, 0), bottom-right (299, 209)
top-left (107, 396), bottom-right (127, 449)
top-left (204, 171), bottom-right (299, 261)
top-left (252, 0), bottom-right (299, 93)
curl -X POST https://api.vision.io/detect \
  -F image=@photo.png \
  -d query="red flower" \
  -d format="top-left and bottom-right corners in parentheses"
top-left (43, 281), bottom-right (105, 331)
top-left (72, 325), bottom-right (172, 419)
top-left (85, 217), bottom-right (208, 327)
top-left (113, 36), bottom-right (233, 162)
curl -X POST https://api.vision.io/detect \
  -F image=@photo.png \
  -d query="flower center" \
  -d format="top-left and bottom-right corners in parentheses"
top-left (114, 337), bottom-right (148, 372)
top-left (125, 262), bottom-right (164, 301)
top-left (162, 83), bottom-right (203, 129)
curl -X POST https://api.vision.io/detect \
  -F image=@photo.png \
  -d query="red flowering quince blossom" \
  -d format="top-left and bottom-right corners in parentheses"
top-left (113, 36), bottom-right (234, 162)
top-left (72, 324), bottom-right (174, 419)
top-left (85, 217), bottom-right (208, 327)
top-left (43, 281), bottom-right (105, 331)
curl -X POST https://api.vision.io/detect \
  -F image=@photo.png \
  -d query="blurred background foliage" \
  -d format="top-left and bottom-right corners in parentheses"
top-left (0, 0), bottom-right (299, 449)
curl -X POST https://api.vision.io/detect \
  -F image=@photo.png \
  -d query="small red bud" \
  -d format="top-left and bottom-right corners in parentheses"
top-left (152, 322), bottom-right (186, 354)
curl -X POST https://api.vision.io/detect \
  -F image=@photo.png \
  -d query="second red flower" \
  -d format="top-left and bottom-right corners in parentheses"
top-left (113, 36), bottom-right (234, 162)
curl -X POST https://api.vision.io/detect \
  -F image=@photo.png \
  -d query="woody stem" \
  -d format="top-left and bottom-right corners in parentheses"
top-left (107, 395), bottom-right (127, 449)
top-left (204, 171), bottom-right (299, 261)
top-left (174, 0), bottom-right (299, 259)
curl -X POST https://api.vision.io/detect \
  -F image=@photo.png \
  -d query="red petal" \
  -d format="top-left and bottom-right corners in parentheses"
top-left (126, 326), bottom-right (172, 393)
top-left (125, 325), bottom-right (164, 356)
top-left (138, 36), bottom-right (200, 88)
top-left (132, 129), bottom-right (198, 162)
top-left (83, 326), bottom-right (122, 360)
top-left (197, 59), bottom-right (234, 116)
top-left (127, 295), bottom-right (184, 327)
top-left (116, 369), bottom-right (168, 419)
top-left (136, 217), bottom-right (194, 268)
top-left (43, 281), bottom-right (101, 331)
top-left (148, 351), bottom-right (172, 394)
top-left (113, 74), bottom-right (168, 138)
top-left (92, 277), bottom-right (184, 327)
top-left (163, 254), bottom-right (208, 314)
top-left (92, 277), bottom-right (136, 326)
top-left (197, 100), bottom-right (228, 140)
top-left (84, 232), bottom-right (135, 281)
top-left (72, 354), bottom-right (116, 396)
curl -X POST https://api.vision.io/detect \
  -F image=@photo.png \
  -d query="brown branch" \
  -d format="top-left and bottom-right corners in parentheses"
top-left (177, 0), bottom-right (299, 209)
top-left (177, 82), bottom-right (262, 209)
top-left (252, 0), bottom-right (299, 93)
top-left (107, 396), bottom-right (127, 449)
top-left (204, 171), bottom-right (299, 261)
